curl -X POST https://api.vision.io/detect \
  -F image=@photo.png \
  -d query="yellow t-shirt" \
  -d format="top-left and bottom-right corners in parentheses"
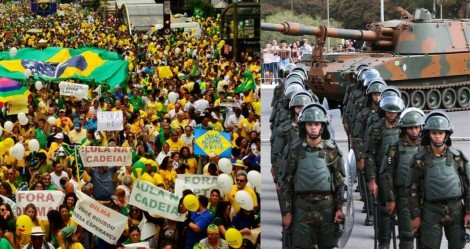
top-left (165, 139), bottom-right (185, 153)
top-left (237, 119), bottom-right (255, 141)
top-left (225, 185), bottom-right (258, 214)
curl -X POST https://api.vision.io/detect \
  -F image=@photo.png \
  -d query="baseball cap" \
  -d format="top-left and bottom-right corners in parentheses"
top-left (61, 226), bottom-right (77, 239)
top-left (59, 109), bottom-right (65, 113)
top-left (54, 133), bottom-right (64, 139)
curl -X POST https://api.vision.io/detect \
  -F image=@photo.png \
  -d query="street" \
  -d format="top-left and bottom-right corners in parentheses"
top-left (260, 85), bottom-right (470, 249)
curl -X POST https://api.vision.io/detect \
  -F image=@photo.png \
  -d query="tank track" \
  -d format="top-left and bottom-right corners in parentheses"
top-left (397, 81), bottom-right (470, 112)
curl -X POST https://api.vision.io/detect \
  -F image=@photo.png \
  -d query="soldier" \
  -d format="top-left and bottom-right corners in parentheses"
top-left (342, 65), bottom-right (368, 137)
top-left (365, 89), bottom-right (404, 249)
top-left (352, 79), bottom-right (387, 226)
top-left (381, 107), bottom-right (425, 249)
top-left (410, 110), bottom-right (470, 249)
top-left (282, 103), bottom-right (345, 249)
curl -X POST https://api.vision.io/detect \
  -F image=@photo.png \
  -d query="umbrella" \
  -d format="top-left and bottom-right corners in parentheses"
top-left (0, 78), bottom-right (31, 103)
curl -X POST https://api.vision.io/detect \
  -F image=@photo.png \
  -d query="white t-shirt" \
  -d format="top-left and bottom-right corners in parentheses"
top-left (50, 171), bottom-right (69, 189)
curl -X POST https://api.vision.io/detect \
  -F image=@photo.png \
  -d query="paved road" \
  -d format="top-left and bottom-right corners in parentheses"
top-left (260, 85), bottom-right (470, 249)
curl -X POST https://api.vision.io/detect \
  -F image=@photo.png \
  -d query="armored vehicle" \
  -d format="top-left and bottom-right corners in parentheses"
top-left (262, 8), bottom-right (470, 111)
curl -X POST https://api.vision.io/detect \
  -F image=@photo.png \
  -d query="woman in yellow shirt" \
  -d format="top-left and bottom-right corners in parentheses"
top-left (180, 146), bottom-right (198, 174)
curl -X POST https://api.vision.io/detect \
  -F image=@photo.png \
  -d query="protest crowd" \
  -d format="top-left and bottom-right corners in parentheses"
top-left (0, 2), bottom-right (261, 249)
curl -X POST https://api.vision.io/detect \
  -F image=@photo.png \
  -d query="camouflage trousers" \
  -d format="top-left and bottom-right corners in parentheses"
top-left (292, 198), bottom-right (338, 249)
top-left (419, 200), bottom-right (465, 249)
top-left (396, 194), bottom-right (414, 249)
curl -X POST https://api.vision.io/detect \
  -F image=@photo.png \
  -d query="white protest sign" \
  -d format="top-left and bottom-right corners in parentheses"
top-left (129, 180), bottom-right (185, 222)
top-left (73, 191), bottom-right (127, 245)
top-left (138, 217), bottom-right (156, 240)
top-left (0, 195), bottom-right (17, 217)
top-left (16, 191), bottom-right (64, 219)
top-left (124, 242), bottom-right (150, 249)
top-left (97, 111), bottom-right (123, 131)
top-left (174, 174), bottom-right (219, 197)
top-left (59, 82), bottom-right (89, 97)
top-left (79, 146), bottom-right (133, 167)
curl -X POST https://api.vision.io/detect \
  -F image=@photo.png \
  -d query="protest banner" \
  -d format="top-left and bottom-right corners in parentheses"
top-left (59, 82), bottom-right (89, 97)
top-left (16, 191), bottom-right (64, 219)
top-left (194, 129), bottom-right (231, 158)
top-left (97, 111), bottom-right (123, 131)
top-left (0, 195), bottom-right (17, 217)
top-left (129, 180), bottom-right (185, 222)
top-left (79, 146), bottom-right (133, 167)
top-left (73, 191), bottom-right (127, 245)
top-left (174, 174), bottom-right (219, 197)
top-left (138, 217), bottom-right (156, 240)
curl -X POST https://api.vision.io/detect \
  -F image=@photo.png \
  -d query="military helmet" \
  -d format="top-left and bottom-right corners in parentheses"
top-left (355, 65), bottom-right (370, 84)
top-left (423, 110), bottom-right (453, 134)
top-left (290, 67), bottom-right (308, 82)
top-left (284, 75), bottom-right (305, 89)
top-left (289, 91), bottom-right (314, 108)
top-left (284, 83), bottom-right (305, 99)
top-left (358, 68), bottom-right (380, 86)
top-left (379, 95), bottom-right (405, 113)
top-left (398, 107), bottom-right (425, 128)
top-left (380, 86), bottom-right (401, 99)
top-left (284, 64), bottom-right (298, 76)
top-left (298, 103), bottom-right (329, 124)
top-left (363, 71), bottom-right (382, 88)
top-left (366, 79), bottom-right (387, 95)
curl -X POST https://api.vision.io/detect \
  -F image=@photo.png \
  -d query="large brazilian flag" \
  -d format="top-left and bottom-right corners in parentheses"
top-left (0, 47), bottom-right (128, 88)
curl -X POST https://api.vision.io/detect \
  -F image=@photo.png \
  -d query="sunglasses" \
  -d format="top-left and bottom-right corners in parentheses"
top-left (131, 209), bottom-right (140, 213)
top-left (236, 179), bottom-right (245, 183)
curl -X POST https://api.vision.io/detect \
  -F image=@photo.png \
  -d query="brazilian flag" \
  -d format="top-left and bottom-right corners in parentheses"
top-left (0, 47), bottom-right (128, 88)
top-left (235, 71), bottom-right (257, 93)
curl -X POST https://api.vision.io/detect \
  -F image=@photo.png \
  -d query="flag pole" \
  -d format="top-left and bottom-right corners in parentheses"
top-left (75, 145), bottom-right (82, 191)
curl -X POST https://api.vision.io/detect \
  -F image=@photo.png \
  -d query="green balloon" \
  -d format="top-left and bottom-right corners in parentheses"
top-left (132, 161), bottom-right (146, 178)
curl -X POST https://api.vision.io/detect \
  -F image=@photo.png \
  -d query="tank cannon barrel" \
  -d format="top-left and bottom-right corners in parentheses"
top-left (261, 22), bottom-right (390, 42)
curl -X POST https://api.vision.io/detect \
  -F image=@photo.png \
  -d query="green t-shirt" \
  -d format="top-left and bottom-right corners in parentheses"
top-left (35, 128), bottom-right (48, 149)
top-left (0, 238), bottom-right (14, 249)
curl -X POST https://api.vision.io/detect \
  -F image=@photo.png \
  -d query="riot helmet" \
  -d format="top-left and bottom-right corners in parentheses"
top-left (358, 68), bottom-right (380, 86)
top-left (366, 79), bottom-right (387, 105)
top-left (355, 65), bottom-right (370, 84)
top-left (298, 103), bottom-right (330, 140)
top-left (284, 64), bottom-right (298, 76)
top-left (421, 110), bottom-right (453, 146)
top-left (379, 95), bottom-right (404, 123)
top-left (380, 86), bottom-right (401, 99)
top-left (363, 72), bottom-right (382, 89)
top-left (284, 83), bottom-right (305, 100)
top-left (284, 75), bottom-right (305, 89)
top-left (289, 91), bottom-right (315, 108)
top-left (290, 67), bottom-right (308, 82)
top-left (398, 107), bottom-right (425, 140)
top-left (271, 82), bottom-right (285, 107)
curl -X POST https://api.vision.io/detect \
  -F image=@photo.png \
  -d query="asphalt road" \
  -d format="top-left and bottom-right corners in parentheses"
top-left (260, 85), bottom-right (470, 249)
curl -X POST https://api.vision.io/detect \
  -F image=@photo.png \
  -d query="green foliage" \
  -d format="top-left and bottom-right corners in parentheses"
top-left (261, 10), bottom-right (344, 48)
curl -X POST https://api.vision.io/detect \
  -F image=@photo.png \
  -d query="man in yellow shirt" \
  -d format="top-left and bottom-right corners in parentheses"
top-left (209, 112), bottom-right (224, 131)
top-left (237, 111), bottom-right (256, 141)
top-left (165, 132), bottom-right (186, 153)
top-left (170, 111), bottom-right (187, 129)
top-left (225, 170), bottom-right (258, 214)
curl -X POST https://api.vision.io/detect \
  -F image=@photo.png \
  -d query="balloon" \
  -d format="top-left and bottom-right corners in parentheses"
top-left (24, 69), bottom-right (32, 78)
top-left (183, 194), bottom-right (199, 212)
top-left (3, 138), bottom-right (14, 150)
top-left (9, 47), bottom-right (17, 57)
top-left (175, 47), bottom-right (181, 55)
top-left (4, 121), bottom-right (13, 132)
top-left (247, 170), bottom-right (261, 190)
top-left (0, 142), bottom-right (5, 156)
top-left (216, 174), bottom-right (233, 194)
top-left (132, 161), bottom-right (146, 178)
top-left (163, 50), bottom-right (168, 55)
top-left (35, 81), bottom-right (43, 91)
top-left (47, 116), bottom-right (56, 125)
top-left (28, 139), bottom-right (40, 152)
top-left (10, 143), bottom-right (25, 160)
top-left (225, 228), bottom-right (243, 248)
top-left (16, 215), bottom-right (33, 236)
top-left (235, 190), bottom-right (254, 211)
top-left (218, 158), bottom-right (232, 174)
top-left (168, 92), bottom-right (178, 104)
top-left (76, 89), bottom-right (85, 100)
top-left (17, 113), bottom-right (28, 126)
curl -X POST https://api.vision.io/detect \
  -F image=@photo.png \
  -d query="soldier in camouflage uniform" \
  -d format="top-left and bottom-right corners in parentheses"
top-left (282, 103), bottom-right (345, 249)
top-left (352, 79), bottom-right (387, 226)
top-left (365, 89), bottom-right (404, 249)
top-left (342, 65), bottom-right (368, 136)
top-left (410, 110), bottom-right (470, 249)
top-left (381, 108), bottom-right (424, 249)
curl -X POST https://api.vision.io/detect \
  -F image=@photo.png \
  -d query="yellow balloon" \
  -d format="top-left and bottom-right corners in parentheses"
top-left (225, 228), bottom-right (242, 248)
top-left (16, 215), bottom-right (33, 236)
top-left (183, 194), bottom-right (199, 212)
top-left (4, 138), bottom-right (14, 150)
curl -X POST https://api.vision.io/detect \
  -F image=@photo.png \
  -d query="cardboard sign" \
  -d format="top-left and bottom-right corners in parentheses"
top-left (16, 191), bottom-right (64, 219)
top-left (194, 129), bottom-right (231, 158)
top-left (59, 82), bottom-right (89, 96)
top-left (73, 191), bottom-right (127, 245)
top-left (174, 174), bottom-right (219, 197)
top-left (97, 111), bottom-right (123, 131)
top-left (129, 180), bottom-right (185, 222)
top-left (79, 146), bottom-right (133, 167)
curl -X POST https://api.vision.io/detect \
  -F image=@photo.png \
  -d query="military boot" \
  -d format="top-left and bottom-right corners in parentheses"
top-left (364, 215), bottom-right (374, 226)
top-left (378, 244), bottom-right (389, 249)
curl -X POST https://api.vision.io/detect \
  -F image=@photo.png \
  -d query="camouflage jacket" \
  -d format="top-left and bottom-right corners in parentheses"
top-left (281, 138), bottom-right (345, 214)
top-left (352, 107), bottom-right (378, 160)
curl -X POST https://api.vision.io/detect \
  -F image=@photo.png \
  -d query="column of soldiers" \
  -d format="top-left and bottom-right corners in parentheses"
top-left (343, 65), bottom-right (470, 249)
top-left (270, 64), bottom-right (348, 249)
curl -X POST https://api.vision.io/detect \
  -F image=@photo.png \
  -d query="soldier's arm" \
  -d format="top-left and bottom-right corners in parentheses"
top-left (457, 151), bottom-right (470, 214)
top-left (352, 112), bottom-right (365, 158)
top-left (383, 146), bottom-right (397, 201)
top-left (331, 147), bottom-right (346, 210)
top-left (410, 157), bottom-right (423, 219)
top-left (365, 122), bottom-right (379, 181)
top-left (281, 147), bottom-right (298, 214)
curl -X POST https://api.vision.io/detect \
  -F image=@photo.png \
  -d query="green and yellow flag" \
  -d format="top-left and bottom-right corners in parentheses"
top-left (0, 47), bottom-right (128, 88)
top-left (235, 71), bottom-right (256, 93)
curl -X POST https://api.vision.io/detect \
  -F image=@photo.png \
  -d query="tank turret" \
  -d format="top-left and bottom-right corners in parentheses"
top-left (262, 7), bottom-right (470, 111)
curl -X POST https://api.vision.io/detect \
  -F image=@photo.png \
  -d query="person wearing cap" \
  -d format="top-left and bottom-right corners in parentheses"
top-left (58, 225), bottom-right (83, 249)
top-left (186, 195), bottom-right (213, 249)
top-left (225, 170), bottom-right (258, 214)
top-left (54, 109), bottom-right (72, 132)
top-left (68, 121), bottom-right (86, 145)
top-left (199, 224), bottom-right (229, 249)
top-left (23, 226), bottom-right (55, 249)
top-left (208, 112), bottom-right (223, 131)
top-left (409, 110), bottom-right (470, 249)
top-left (47, 132), bottom-right (67, 159)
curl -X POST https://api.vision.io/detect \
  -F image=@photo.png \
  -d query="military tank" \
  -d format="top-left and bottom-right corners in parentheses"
top-left (262, 7), bottom-right (470, 111)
